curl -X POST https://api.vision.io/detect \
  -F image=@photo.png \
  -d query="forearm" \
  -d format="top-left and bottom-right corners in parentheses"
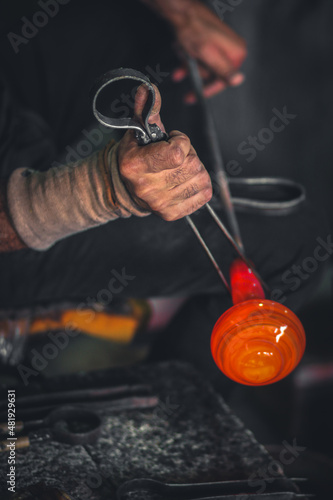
top-left (6, 141), bottom-right (149, 252)
top-left (0, 180), bottom-right (27, 252)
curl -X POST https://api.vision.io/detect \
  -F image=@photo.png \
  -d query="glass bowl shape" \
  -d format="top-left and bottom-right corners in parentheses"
top-left (211, 299), bottom-right (306, 386)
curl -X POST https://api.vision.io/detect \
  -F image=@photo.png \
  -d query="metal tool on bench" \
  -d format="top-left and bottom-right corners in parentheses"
top-left (0, 405), bottom-right (102, 451)
top-left (0, 384), bottom-right (159, 449)
top-left (117, 477), bottom-right (312, 500)
top-left (0, 383), bottom-right (152, 413)
top-left (3, 396), bottom-right (158, 426)
top-left (91, 67), bottom-right (307, 387)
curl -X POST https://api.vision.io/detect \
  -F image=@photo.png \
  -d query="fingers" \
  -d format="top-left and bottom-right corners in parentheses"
top-left (213, 21), bottom-right (247, 70)
top-left (172, 61), bottom-right (245, 102)
top-left (171, 4), bottom-right (247, 100)
top-left (148, 131), bottom-right (191, 172)
top-left (184, 80), bottom-right (227, 104)
top-left (172, 63), bottom-right (244, 85)
top-left (200, 43), bottom-right (236, 81)
top-left (164, 148), bottom-right (202, 188)
top-left (119, 129), bottom-right (192, 174)
top-left (134, 83), bottom-right (165, 132)
top-left (132, 153), bottom-right (212, 221)
top-left (117, 129), bottom-right (212, 220)
top-left (153, 187), bottom-right (213, 221)
top-left (172, 67), bottom-right (187, 82)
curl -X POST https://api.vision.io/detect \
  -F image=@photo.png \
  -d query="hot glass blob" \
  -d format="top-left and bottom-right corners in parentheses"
top-left (211, 259), bottom-right (306, 386)
top-left (229, 258), bottom-right (265, 305)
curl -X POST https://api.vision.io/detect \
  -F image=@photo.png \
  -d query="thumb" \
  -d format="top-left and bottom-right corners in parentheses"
top-left (134, 83), bottom-right (166, 133)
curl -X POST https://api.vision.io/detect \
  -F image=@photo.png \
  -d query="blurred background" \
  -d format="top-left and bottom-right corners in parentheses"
top-left (1, 0), bottom-right (333, 496)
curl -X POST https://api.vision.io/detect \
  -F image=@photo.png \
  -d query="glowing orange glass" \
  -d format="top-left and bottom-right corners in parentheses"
top-left (211, 259), bottom-right (306, 386)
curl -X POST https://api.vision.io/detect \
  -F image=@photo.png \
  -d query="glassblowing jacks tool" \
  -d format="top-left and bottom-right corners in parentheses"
top-left (91, 67), bottom-right (307, 386)
top-left (91, 67), bottom-right (268, 292)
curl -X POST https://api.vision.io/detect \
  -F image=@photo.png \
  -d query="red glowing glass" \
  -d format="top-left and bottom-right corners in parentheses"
top-left (211, 259), bottom-right (306, 386)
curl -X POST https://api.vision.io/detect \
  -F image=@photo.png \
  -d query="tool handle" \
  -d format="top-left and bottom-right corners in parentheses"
top-left (91, 68), bottom-right (167, 145)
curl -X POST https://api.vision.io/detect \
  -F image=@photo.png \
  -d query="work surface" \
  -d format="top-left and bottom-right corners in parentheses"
top-left (0, 361), bottom-right (290, 499)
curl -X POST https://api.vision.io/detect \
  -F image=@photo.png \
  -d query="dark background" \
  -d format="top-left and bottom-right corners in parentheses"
top-left (0, 0), bottom-right (333, 495)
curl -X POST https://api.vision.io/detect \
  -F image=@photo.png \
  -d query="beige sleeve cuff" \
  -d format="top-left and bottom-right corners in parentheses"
top-left (7, 140), bottom-right (150, 251)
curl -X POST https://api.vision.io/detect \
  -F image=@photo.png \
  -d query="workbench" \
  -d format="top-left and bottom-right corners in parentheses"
top-left (0, 362), bottom-right (301, 499)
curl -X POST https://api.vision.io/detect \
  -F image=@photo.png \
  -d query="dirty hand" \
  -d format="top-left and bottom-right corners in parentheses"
top-left (118, 84), bottom-right (212, 221)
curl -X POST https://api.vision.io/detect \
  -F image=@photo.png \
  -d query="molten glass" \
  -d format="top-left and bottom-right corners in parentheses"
top-left (211, 259), bottom-right (306, 386)
top-left (229, 258), bottom-right (265, 305)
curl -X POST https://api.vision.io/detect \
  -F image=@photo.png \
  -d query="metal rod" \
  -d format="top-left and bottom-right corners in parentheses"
top-left (186, 56), bottom-right (270, 293)
top-left (205, 203), bottom-right (270, 293)
top-left (186, 215), bottom-right (230, 293)
top-left (206, 202), bottom-right (242, 257)
top-left (187, 56), bottom-right (245, 254)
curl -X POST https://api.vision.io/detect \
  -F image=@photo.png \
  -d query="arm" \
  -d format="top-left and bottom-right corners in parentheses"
top-left (4, 84), bottom-right (212, 252)
top-left (0, 180), bottom-right (26, 252)
top-left (141, 0), bottom-right (247, 99)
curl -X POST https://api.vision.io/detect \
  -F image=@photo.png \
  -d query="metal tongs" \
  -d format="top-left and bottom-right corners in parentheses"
top-left (91, 66), bottom-right (303, 294)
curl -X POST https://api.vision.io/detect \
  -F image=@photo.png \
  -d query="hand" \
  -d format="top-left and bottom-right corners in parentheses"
top-left (117, 84), bottom-right (212, 221)
top-left (172, 2), bottom-right (247, 102)
top-left (141, 0), bottom-right (247, 101)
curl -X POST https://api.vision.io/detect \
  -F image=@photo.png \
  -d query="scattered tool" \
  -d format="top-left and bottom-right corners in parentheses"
top-left (0, 383), bottom-right (151, 411)
top-left (0, 405), bottom-right (102, 451)
top-left (0, 383), bottom-right (159, 450)
top-left (0, 395), bottom-right (159, 435)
